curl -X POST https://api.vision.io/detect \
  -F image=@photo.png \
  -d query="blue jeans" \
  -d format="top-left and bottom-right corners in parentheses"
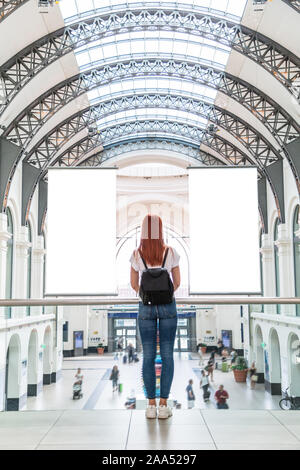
top-left (138, 298), bottom-right (178, 399)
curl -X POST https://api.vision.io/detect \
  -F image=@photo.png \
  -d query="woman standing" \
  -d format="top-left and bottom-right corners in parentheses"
top-left (130, 214), bottom-right (181, 419)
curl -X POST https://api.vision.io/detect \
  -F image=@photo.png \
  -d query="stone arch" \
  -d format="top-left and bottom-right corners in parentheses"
top-left (27, 329), bottom-right (38, 397)
top-left (6, 198), bottom-right (19, 236)
top-left (268, 328), bottom-right (282, 395)
top-left (287, 196), bottom-right (299, 239)
top-left (42, 325), bottom-right (53, 385)
top-left (5, 334), bottom-right (21, 411)
top-left (288, 332), bottom-right (300, 397)
top-left (27, 212), bottom-right (37, 248)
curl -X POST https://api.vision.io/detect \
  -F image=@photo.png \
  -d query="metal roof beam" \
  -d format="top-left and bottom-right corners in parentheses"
top-left (1, 5), bottom-right (299, 111)
top-left (0, 0), bottom-right (28, 23)
top-left (22, 92), bottom-right (282, 172)
top-left (4, 57), bottom-right (298, 175)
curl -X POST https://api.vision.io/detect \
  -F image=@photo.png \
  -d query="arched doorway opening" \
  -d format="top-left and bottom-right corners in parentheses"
top-left (254, 324), bottom-right (264, 383)
top-left (288, 333), bottom-right (300, 398)
top-left (27, 330), bottom-right (38, 396)
top-left (43, 326), bottom-right (53, 385)
top-left (268, 328), bottom-right (282, 395)
top-left (5, 334), bottom-right (21, 410)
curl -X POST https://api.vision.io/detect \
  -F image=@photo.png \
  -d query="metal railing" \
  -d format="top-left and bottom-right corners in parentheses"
top-left (0, 297), bottom-right (299, 306)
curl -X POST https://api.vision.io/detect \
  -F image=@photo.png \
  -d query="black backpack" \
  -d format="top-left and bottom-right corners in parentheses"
top-left (138, 248), bottom-right (174, 305)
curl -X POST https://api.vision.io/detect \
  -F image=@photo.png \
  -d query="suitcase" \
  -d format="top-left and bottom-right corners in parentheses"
top-left (123, 355), bottom-right (127, 364)
top-left (222, 361), bottom-right (229, 372)
top-left (118, 383), bottom-right (123, 393)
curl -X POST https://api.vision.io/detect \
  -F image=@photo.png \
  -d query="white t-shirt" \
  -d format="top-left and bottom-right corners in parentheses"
top-left (129, 246), bottom-right (180, 275)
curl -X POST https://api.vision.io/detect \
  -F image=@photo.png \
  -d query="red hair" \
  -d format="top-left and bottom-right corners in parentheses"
top-left (135, 214), bottom-right (170, 266)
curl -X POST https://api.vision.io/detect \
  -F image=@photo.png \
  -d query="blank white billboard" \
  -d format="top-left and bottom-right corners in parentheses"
top-left (188, 167), bottom-right (261, 294)
top-left (46, 168), bottom-right (117, 296)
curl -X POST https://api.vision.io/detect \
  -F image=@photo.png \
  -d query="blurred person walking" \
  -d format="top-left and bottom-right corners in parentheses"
top-left (186, 379), bottom-right (196, 409)
top-left (200, 369), bottom-right (210, 401)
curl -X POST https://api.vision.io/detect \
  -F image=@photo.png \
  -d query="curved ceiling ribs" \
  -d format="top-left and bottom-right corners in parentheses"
top-left (1, 1), bottom-right (299, 229)
top-left (54, 136), bottom-right (223, 169)
top-left (282, 0), bottom-right (300, 13)
top-left (27, 114), bottom-right (252, 170)
top-left (3, 57), bottom-right (299, 189)
top-left (22, 92), bottom-right (282, 170)
top-left (1, 4), bottom-right (300, 112)
top-left (0, 0), bottom-right (28, 23)
top-left (5, 58), bottom-right (299, 149)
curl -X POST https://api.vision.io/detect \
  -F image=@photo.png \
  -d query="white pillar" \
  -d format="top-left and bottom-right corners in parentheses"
top-left (260, 233), bottom-right (274, 314)
top-left (0, 213), bottom-right (11, 299)
top-left (31, 236), bottom-right (46, 316)
top-left (14, 226), bottom-right (30, 318)
top-left (275, 223), bottom-right (294, 315)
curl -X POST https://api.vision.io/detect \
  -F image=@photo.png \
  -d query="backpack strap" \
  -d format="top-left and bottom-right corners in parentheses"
top-left (162, 247), bottom-right (169, 268)
top-left (138, 248), bottom-right (148, 269)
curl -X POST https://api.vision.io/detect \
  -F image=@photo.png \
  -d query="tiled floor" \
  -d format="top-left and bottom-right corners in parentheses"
top-left (1, 409), bottom-right (300, 450)
top-left (26, 352), bottom-right (279, 411)
top-left (4, 353), bottom-right (297, 450)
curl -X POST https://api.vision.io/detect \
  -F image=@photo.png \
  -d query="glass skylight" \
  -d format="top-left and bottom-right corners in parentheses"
top-left (95, 108), bottom-right (208, 128)
top-left (86, 78), bottom-right (218, 104)
top-left (75, 32), bottom-right (230, 70)
top-left (59, 0), bottom-right (247, 25)
top-left (58, 0), bottom-right (247, 149)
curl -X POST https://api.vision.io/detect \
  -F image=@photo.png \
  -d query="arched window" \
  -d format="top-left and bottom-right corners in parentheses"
top-left (293, 206), bottom-right (300, 316)
top-left (5, 208), bottom-right (14, 319)
top-left (274, 218), bottom-right (280, 314)
top-left (27, 222), bottom-right (32, 316)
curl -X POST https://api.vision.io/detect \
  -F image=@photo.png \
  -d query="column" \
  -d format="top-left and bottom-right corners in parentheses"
top-left (0, 213), bottom-right (11, 299)
top-left (260, 233), bottom-right (274, 314)
top-left (31, 235), bottom-right (46, 316)
top-left (14, 226), bottom-right (30, 318)
top-left (275, 224), bottom-right (293, 315)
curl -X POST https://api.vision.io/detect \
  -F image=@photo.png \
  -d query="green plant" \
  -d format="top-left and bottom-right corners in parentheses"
top-left (198, 343), bottom-right (207, 347)
top-left (231, 356), bottom-right (248, 371)
top-left (97, 343), bottom-right (104, 348)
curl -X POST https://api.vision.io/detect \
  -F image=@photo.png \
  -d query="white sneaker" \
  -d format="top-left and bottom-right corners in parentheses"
top-left (157, 405), bottom-right (173, 419)
top-left (145, 405), bottom-right (157, 419)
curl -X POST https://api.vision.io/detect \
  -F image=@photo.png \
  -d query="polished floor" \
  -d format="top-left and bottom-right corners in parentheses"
top-left (26, 352), bottom-right (280, 411)
top-left (1, 409), bottom-right (300, 450)
top-left (3, 353), bottom-right (300, 450)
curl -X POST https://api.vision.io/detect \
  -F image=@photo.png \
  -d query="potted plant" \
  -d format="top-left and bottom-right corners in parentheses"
top-left (198, 343), bottom-right (207, 354)
top-left (97, 342), bottom-right (104, 355)
top-left (231, 356), bottom-right (248, 382)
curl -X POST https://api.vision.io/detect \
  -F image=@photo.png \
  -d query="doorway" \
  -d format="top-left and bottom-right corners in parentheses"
top-left (114, 318), bottom-right (137, 351)
top-left (174, 318), bottom-right (192, 352)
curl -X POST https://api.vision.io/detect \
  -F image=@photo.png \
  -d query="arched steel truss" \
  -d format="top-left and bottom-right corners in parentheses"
top-left (55, 136), bottom-right (226, 170)
top-left (4, 57), bottom-right (299, 150)
top-left (0, 0), bottom-right (28, 23)
top-left (79, 138), bottom-right (225, 168)
top-left (1, 4), bottom-right (299, 111)
top-left (23, 91), bottom-right (282, 172)
top-left (44, 134), bottom-right (226, 170)
top-left (282, 0), bottom-right (300, 13)
top-left (26, 114), bottom-right (253, 170)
